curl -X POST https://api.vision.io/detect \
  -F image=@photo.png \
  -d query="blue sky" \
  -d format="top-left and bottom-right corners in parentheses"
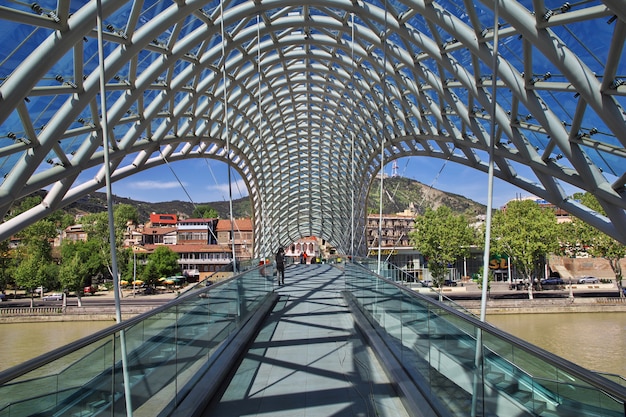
top-left (108, 156), bottom-right (553, 210)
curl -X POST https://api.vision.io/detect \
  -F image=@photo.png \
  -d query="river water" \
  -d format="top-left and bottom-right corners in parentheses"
top-left (487, 311), bottom-right (626, 378)
top-left (1, 313), bottom-right (625, 378)
top-left (0, 321), bottom-right (113, 372)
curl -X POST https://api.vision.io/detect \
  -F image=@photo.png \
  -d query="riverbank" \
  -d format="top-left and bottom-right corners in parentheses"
top-left (455, 297), bottom-right (626, 315)
top-left (0, 284), bottom-right (626, 324)
top-left (408, 281), bottom-right (626, 314)
top-left (0, 288), bottom-right (183, 323)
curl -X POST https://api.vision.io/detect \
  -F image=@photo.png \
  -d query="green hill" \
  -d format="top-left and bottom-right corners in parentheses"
top-left (61, 176), bottom-right (484, 222)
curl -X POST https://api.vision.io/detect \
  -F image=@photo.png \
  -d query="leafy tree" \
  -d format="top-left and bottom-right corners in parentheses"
top-left (10, 196), bottom-right (43, 217)
top-left (3, 195), bottom-right (75, 302)
top-left (0, 239), bottom-right (13, 294)
top-left (409, 206), bottom-right (475, 290)
top-left (561, 193), bottom-right (625, 297)
top-left (140, 246), bottom-right (180, 287)
top-left (14, 249), bottom-right (58, 307)
top-left (474, 266), bottom-right (494, 296)
top-left (13, 254), bottom-right (40, 307)
top-left (121, 250), bottom-right (142, 282)
top-left (13, 215), bottom-right (61, 305)
top-left (82, 204), bottom-right (138, 280)
top-left (491, 199), bottom-right (559, 299)
top-left (192, 205), bottom-right (219, 219)
top-left (59, 240), bottom-right (103, 306)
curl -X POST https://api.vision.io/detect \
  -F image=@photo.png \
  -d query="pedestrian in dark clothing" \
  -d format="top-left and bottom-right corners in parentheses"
top-left (275, 247), bottom-right (285, 285)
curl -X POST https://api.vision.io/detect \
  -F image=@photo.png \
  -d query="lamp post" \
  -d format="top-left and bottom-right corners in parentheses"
top-left (133, 250), bottom-right (136, 298)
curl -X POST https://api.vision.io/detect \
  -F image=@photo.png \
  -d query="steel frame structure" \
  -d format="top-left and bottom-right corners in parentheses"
top-left (0, 0), bottom-right (625, 257)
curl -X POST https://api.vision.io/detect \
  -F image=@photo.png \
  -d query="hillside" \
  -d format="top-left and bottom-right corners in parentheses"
top-left (64, 193), bottom-right (252, 223)
top-left (366, 176), bottom-right (486, 216)
top-left (62, 176), bottom-right (484, 222)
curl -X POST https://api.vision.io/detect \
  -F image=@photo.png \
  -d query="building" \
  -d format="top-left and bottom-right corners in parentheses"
top-left (149, 213), bottom-right (178, 227)
top-left (285, 236), bottom-right (319, 263)
top-left (366, 213), bottom-right (425, 279)
top-left (61, 224), bottom-right (87, 244)
top-left (136, 243), bottom-right (233, 281)
top-left (142, 226), bottom-right (177, 245)
top-left (176, 218), bottom-right (219, 245)
top-left (216, 218), bottom-right (254, 261)
top-left (130, 215), bottom-right (253, 280)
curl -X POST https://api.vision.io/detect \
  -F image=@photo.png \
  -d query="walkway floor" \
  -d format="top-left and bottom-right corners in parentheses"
top-left (205, 264), bottom-right (410, 417)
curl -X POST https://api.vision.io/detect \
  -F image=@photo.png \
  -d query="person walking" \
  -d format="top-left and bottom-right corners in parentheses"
top-left (275, 247), bottom-right (285, 285)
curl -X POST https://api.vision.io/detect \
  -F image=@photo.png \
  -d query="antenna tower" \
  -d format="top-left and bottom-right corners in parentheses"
top-left (391, 161), bottom-right (398, 177)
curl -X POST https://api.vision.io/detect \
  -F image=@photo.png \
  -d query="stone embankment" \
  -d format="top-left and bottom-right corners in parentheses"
top-left (454, 297), bottom-right (626, 315)
top-left (408, 281), bottom-right (626, 314)
top-left (0, 305), bottom-right (155, 323)
top-left (0, 290), bottom-right (179, 323)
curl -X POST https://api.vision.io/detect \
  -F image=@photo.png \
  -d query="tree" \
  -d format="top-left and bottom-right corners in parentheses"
top-left (3, 195), bottom-right (76, 303)
top-left (13, 215), bottom-right (61, 306)
top-left (59, 240), bottom-right (103, 306)
top-left (409, 206), bottom-right (475, 290)
top-left (474, 266), bottom-right (494, 297)
top-left (491, 199), bottom-right (559, 299)
top-left (82, 204), bottom-right (139, 280)
top-left (141, 246), bottom-right (180, 287)
top-left (561, 193), bottom-right (625, 297)
top-left (0, 239), bottom-right (13, 295)
top-left (192, 205), bottom-right (219, 219)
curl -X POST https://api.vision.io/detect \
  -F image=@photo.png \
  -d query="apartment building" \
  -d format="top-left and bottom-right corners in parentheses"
top-left (366, 213), bottom-right (424, 278)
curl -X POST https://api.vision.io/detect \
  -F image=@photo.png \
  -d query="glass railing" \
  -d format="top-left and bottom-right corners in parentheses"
top-left (354, 257), bottom-right (478, 317)
top-left (344, 261), bottom-right (626, 417)
top-left (0, 262), bottom-right (275, 417)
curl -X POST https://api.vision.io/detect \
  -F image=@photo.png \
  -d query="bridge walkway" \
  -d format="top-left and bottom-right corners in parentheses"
top-left (204, 264), bottom-right (410, 417)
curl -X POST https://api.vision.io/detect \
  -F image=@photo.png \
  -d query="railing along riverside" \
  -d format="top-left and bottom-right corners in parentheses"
top-left (343, 261), bottom-right (626, 417)
top-left (0, 260), bottom-right (276, 417)
top-left (355, 257), bottom-right (478, 317)
top-left (0, 307), bottom-right (64, 315)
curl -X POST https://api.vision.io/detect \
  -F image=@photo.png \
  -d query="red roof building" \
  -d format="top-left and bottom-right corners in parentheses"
top-left (149, 213), bottom-right (178, 226)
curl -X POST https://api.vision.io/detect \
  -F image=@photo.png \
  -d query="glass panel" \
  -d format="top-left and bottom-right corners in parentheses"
top-left (343, 259), bottom-right (626, 417)
top-left (0, 266), bottom-right (273, 417)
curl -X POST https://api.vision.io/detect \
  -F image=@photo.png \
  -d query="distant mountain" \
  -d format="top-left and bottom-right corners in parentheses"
top-left (366, 176), bottom-right (486, 216)
top-left (64, 193), bottom-right (252, 223)
top-left (61, 176), bottom-right (484, 222)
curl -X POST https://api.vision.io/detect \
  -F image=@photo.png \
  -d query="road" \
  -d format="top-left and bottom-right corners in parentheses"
top-left (0, 290), bottom-right (181, 308)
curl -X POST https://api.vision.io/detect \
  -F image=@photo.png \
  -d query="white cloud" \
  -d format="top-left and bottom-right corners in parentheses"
top-left (204, 179), bottom-right (249, 199)
top-left (127, 180), bottom-right (186, 189)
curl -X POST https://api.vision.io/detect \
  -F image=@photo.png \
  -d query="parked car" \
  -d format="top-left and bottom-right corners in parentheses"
top-left (444, 279), bottom-right (458, 287)
top-left (0, 293), bottom-right (6, 302)
top-left (83, 286), bottom-right (97, 295)
top-left (42, 293), bottom-right (63, 301)
top-left (541, 277), bottom-right (565, 286)
top-left (420, 280), bottom-right (433, 287)
top-left (577, 276), bottom-right (599, 284)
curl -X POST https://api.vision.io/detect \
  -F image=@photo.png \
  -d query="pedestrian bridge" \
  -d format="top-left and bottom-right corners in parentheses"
top-left (1, 262), bottom-right (625, 417)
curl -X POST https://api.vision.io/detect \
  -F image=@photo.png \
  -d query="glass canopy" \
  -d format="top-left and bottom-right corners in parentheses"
top-left (0, 0), bottom-right (625, 255)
